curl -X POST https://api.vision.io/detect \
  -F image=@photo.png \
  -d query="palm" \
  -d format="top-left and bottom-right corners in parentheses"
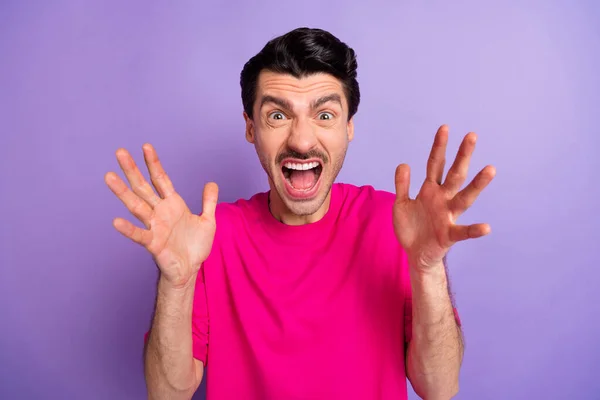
top-left (148, 194), bottom-right (216, 285)
top-left (393, 125), bottom-right (495, 268)
top-left (105, 144), bottom-right (218, 287)
top-left (394, 181), bottom-right (453, 265)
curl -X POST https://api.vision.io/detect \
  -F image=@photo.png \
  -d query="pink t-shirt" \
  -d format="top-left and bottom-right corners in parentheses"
top-left (193, 183), bottom-right (414, 399)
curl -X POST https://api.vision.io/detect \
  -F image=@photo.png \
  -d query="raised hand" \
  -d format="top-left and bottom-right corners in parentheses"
top-left (105, 144), bottom-right (218, 288)
top-left (393, 125), bottom-right (496, 269)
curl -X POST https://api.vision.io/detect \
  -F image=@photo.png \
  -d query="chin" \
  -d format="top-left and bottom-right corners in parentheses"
top-left (279, 187), bottom-right (330, 216)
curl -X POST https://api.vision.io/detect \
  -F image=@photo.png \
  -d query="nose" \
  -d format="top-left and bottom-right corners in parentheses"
top-left (286, 117), bottom-right (318, 155)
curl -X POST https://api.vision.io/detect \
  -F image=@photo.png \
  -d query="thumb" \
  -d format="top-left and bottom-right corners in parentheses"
top-left (201, 182), bottom-right (219, 220)
top-left (394, 164), bottom-right (410, 203)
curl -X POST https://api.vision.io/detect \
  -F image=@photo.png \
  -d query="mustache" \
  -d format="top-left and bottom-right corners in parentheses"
top-left (276, 149), bottom-right (329, 165)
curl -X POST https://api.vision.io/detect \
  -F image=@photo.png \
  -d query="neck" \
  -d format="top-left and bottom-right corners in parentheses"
top-left (268, 189), bottom-right (332, 226)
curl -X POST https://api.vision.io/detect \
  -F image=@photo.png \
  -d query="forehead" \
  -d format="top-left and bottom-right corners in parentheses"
top-left (256, 70), bottom-right (345, 106)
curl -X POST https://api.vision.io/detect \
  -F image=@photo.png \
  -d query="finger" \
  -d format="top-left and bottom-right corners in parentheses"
top-left (105, 172), bottom-right (153, 225)
top-left (443, 132), bottom-right (477, 195)
top-left (426, 125), bottom-right (449, 184)
top-left (201, 182), bottom-right (219, 221)
top-left (450, 165), bottom-right (496, 215)
top-left (112, 217), bottom-right (153, 247)
top-left (142, 144), bottom-right (176, 198)
top-left (449, 223), bottom-right (491, 242)
top-left (116, 148), bottom-right (161, 206)
top-left (394, 164), bottom-right (411, 203)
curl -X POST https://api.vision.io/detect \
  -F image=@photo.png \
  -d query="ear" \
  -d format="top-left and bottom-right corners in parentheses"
top-left (347, 117), bottom-right (355, 142)
top-left (244, 112), bottom-right (255, 143)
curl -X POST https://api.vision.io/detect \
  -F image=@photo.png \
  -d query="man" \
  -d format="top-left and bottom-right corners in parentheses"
top-left (105, 27), bottom-right (495, 399)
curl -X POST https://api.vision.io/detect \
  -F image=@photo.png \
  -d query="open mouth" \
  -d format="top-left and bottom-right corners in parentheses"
top-left (281, 160), bottom-right (323, 197)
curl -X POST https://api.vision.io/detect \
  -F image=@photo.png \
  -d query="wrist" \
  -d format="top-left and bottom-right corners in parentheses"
top-left (158, 272), bottom-right (198, 295)
top-left (408, 258), bottom-right (446, 281)
top-left (153, 273), bottom-right (197, 325)
top-left (409, 267), bottom-right (448, 302)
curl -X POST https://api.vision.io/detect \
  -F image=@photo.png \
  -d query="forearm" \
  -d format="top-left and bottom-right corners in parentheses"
top-left (406, 261), bottom-right (463, 399)
top-left (145, 274), bottom-right (202, 400)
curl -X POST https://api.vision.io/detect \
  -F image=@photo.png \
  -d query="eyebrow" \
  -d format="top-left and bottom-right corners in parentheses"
top-left (259, 93), bottom-right (343, 112)
top-left (311, 93), bottom-right (343, 110)
top-left (260, 95), bottom-right (293, 111)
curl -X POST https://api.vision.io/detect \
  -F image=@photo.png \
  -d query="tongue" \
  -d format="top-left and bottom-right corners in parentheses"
top-left (289, 169), bottom-right (316, 190)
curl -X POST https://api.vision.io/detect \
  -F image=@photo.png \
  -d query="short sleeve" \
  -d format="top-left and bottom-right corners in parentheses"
top-left (192, 264), bottom-right (210, 365)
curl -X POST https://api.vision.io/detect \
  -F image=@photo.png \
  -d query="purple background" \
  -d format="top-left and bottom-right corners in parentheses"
top-left (1, 1), bottom-right (598, 399)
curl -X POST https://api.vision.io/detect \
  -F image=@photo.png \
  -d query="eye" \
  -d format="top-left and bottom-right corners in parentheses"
top-left (269, 111), bottom-right (287, 120)
top-left (318, 112), bottom-right (334, 120)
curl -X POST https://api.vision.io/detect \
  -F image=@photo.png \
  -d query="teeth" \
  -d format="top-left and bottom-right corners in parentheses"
top-left (284, 161), bottom-right (319, 170)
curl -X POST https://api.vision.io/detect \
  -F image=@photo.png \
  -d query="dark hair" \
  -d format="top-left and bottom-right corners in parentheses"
top-left (240, 27), bottom-right (360, 120)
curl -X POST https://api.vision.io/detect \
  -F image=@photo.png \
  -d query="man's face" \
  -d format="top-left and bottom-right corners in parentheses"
top-left (245, 70), bottom-right (354, 219)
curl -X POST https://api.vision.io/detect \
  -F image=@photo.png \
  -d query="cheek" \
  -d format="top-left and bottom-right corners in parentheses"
top-left (255, 132), bottom-right (281, 162)
top-left (322, 131), bottom-right (349, 156)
